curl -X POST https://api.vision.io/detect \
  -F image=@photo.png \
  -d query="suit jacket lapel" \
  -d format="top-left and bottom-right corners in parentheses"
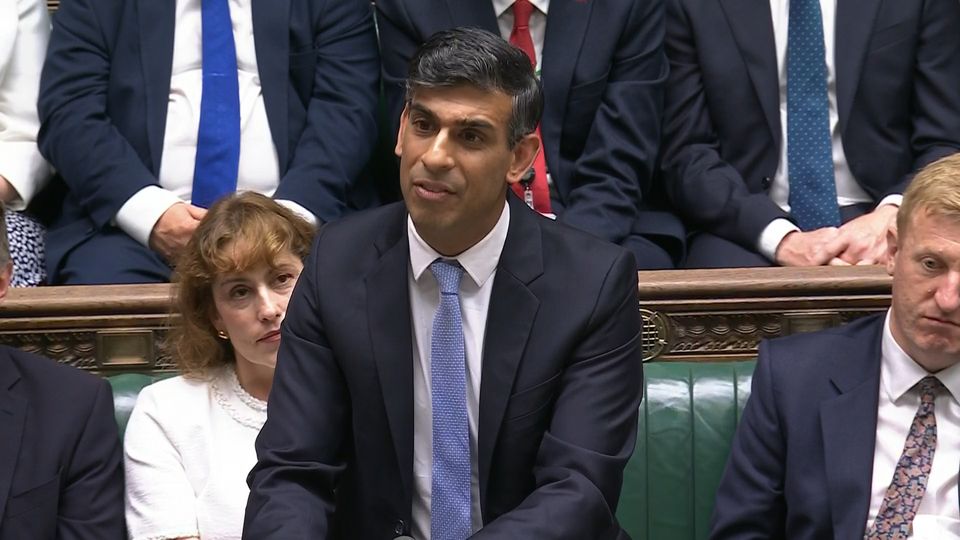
top-left (444, 0), bottom-right (499, 32)
top-left (540, 0), bottom-right (594, 170)
top-left (366, 206), bottom-right (416, 506)
top-left (478, 195), bottom-right (544, 512)
top-left (252, 0), bottom-right (290, 169)
top-left (820, 317), bottom-right (884, 539)
top-left (0, 357), bottom-right (25, 528)
top-left (719, 0), bottom-right (780, 146)
top-left (137, 0), bottom-right (176, 174)
top-left (835, 0), bottom-right (881, 135)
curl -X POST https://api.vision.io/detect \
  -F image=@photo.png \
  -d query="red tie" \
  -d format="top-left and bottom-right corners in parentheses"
top-left (508, 0), bottom-right (552, 214)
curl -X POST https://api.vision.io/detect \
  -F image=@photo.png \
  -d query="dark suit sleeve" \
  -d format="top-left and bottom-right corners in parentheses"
top-left (58, 378), bottom-right (126, 540)
top-left (897, 0), bottom-right (960, 196)
top-left (374, 0), bottom-right (422, 154)
top-left (244, 231), bottom-right (347, 538)
top-left (558, 0), bottom-right (668, 246)
top-left (659, 0), bottom-right (788, 249)
top-left (475, 250), bottom-right (643, 539)
top-left (273, 0), bottom-right (380, 222)
top-left (38, 0), bottom-right (158, 228)
top-left (708, 341), bottom-right (787, 540)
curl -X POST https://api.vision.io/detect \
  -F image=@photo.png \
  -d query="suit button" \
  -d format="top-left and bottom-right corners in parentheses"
top-left (393, 520), bottom-right (406, 535)
top-left (761, 176), bottom-right (773, 189)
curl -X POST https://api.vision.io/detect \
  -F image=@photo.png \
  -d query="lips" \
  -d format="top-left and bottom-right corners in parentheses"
top-left (412, 178), bottom-right (454, 200)
top-left (257, 330), bottom-right (281, 343)
top-left (922, 315), bottom-right (960, 328)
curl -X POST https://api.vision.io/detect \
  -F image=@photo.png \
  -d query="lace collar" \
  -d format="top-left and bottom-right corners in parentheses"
top-left (210, 366), bottom-right (268, 430)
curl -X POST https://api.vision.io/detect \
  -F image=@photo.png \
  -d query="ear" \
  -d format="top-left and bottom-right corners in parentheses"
top-left (885, 225), bottom-right (899, 277)
top-left (505, 132), bottom-right (540, 186)
top-left (0, 262), bottom-right (12, 301)
top-left (395, 105), bottom-right (410, 158)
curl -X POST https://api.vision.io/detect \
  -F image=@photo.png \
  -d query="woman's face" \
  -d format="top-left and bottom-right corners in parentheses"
top-left (210, 251), bottom-right (304, 370)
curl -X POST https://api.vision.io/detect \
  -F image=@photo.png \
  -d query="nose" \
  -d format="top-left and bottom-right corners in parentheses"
top-left (934, 270), bottom-right (960, 313)
top-left (420, 129), bottom-right (455, 172)
top-left (256, 288), bottom-right (284, 321)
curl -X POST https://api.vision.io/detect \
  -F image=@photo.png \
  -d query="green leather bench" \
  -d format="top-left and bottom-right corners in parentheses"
top-left (106, 361), bottom-right (757, 540)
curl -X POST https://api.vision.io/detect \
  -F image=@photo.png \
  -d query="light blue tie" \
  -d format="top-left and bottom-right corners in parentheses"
top-left (192, 0), bottom-right (240, 209)
top-left (787, 0), bottom-right (841, 230)
top-left (429, 259), bottom-right (471, 540)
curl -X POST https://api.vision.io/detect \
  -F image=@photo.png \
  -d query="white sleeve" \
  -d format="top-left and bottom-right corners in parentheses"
top-left (0, 0), bottom-right (53, 209)
top-left (123, 385), bottom-right (201, 540)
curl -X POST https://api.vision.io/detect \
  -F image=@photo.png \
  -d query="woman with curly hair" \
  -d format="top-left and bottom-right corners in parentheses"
top-left (123, 192), bottom-right (314, 540)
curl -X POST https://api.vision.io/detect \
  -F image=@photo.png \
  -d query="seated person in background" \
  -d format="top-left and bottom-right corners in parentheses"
top-left (0, 202), bottom-right (124, 538)
top-left (660, 0), bottom-right (960, 268)
top-left (376, 0), bottom-right (685, 269)
top-left (244, 28), bottom-right (643, 539)
top-left (710, 153), bottom-right (960, 538)
top-left (123, 192), bottom-right (314, 539)
top-left (1, 0), bottom-right (54, 286)
top-left (38, 0), bottom-right (378, 285)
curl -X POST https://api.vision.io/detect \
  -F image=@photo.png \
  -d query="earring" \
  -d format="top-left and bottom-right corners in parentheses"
top-left (217, 330), bottom-right (229, 340)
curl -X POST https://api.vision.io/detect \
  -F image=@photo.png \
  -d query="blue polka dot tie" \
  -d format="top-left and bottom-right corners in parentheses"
top-left (429, 260), bottom-right (471, 540)
top-left (787, 0), bottom-right (841, 230)
top-left (866, 376), bottom-right (943, 539)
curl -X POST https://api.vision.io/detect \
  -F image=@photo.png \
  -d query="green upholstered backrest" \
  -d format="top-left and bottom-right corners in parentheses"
top-left (618, 361), bottom-right (757, 540)
top-left (107, 373), bottom-right (170, 437)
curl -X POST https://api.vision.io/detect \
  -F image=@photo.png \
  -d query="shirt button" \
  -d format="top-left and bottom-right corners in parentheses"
top-left (761, 176), bottom-right (773, 189)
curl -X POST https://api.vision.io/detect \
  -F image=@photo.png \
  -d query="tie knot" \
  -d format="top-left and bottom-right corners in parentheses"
top-left (430, 259), bottom-right (464, 295)
top-left (512, 0), bottom-right (534, 28)
top-left (919, 376), bottom-right (944, 403)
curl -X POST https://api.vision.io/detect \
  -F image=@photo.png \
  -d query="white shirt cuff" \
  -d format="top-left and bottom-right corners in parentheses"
top-left (275, 199), bottom-right (318, 226)
top-left (878, 194), bottom-right (902, 208)
top-left (115, 186), bottom-right (184, 247)
top-left (0, 143), bottom-right (53, 209)
top-left (758, 218), bottom-right (801, 262)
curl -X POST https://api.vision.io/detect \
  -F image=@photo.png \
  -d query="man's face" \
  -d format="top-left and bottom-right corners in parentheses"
top-left (395, 85), bottom-right (537, 256)
top-left (886, 209), bottom-right (960, 371)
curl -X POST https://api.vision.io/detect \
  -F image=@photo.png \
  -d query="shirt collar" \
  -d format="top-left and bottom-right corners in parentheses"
top-left (492, 0), bottom-right (550, 18)
top-left (881, 310), bottom-right (960, 404)
top-left (407, 201), bottom-right (510, 289)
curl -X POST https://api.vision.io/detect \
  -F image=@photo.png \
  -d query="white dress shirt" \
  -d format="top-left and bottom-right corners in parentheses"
top-left (0, 0), bottom-right (52, 209)
top-left (865, 312), bottom-right (960, 538)
top-left (408, 202), bottom-right (510, 540)
top-left (124, 366), bottom-right (268, 540)
top-left (756, 0), bottom-right (900, 260)
top-left (115, 0), bottom-right (311, 247)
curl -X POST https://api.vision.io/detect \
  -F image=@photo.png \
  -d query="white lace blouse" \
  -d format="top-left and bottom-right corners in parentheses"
top-left (123, 366), bottom-right (267, 540)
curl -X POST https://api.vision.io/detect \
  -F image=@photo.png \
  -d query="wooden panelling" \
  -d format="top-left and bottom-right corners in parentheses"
top-left (0, 267), bottom-right (893, 372)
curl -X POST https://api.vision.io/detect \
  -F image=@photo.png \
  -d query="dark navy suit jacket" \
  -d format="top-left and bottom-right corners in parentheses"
top-left (38, 0), bottom-right (380, 278)
top-left (0, 346), bottom-right (125, 539)
top-left (244, 195), bottom-right (643, 539)
top-left (661, 0), bottom-right (960, 250)
top-left (710, 315), bottom-right (893, 539)
top-left (375, 0), bottom-right (685, 263)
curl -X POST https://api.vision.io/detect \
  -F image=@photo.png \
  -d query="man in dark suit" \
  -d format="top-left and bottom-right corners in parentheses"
top-left (244, 28), bottom-right (643, 539)
top-left (0, 203), bottom-right (125, 538)
top-left (661, 0), bottom-right (960, 268)
top-left (375, 0), bottom-right (684, 269)
top-left (38, 0), bottom-right (379, 284)
top-left (711, 153), bottom-right (960, 538)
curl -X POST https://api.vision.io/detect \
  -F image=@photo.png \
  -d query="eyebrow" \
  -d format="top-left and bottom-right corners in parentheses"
top-left (408, 102), bottom-right (497, 131)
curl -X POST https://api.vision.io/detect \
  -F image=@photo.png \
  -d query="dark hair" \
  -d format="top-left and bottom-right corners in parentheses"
top-left (405, 26), bottom-right (543, 148)
top-left (169, 192), bottom-right (315, 378)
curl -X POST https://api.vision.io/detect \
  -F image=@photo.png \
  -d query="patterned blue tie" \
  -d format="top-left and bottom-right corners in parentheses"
top-left (787, 0), bottom-right (841, 230)
top-left (192, 0), bottom-right (240, 209)
top-left (429, 259), bottom-right (472, 540)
